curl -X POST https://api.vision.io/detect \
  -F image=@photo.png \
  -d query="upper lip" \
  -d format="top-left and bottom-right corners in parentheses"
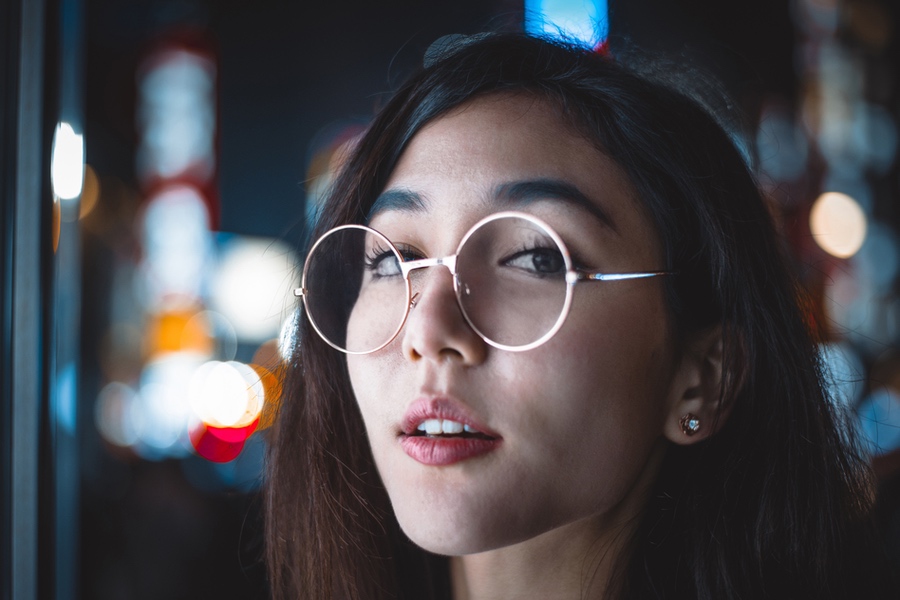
top-left (400, 396), bottom-right (499, 438)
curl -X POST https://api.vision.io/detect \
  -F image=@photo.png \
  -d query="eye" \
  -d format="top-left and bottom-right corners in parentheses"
top-left (365, 243), bottom-right (425, 278)
top-left (365, 244), bottom-right (402, 278)
top-left (503, 246), bottom-right (566, 277)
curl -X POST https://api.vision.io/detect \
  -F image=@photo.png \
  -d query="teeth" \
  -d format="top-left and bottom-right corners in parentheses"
top-left (417, 419), bottom-right (470, 435)
top-left (442, 420), bottom-right (464, 434)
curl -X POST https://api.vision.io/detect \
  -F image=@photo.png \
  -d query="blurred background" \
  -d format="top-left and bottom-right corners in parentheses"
top-left (2, 0), bottom-right (899, 598)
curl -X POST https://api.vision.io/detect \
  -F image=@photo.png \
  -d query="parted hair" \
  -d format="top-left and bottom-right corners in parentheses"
top-left (266, 33), bottom-right (891, 599)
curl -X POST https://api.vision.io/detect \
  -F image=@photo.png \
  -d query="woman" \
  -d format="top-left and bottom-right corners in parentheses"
top-left (266, 33), bottom-right (891, 599)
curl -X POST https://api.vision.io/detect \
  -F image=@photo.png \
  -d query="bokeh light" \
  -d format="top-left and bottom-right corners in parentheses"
top-left (189, 361), bottom-right (247, 427)
top-left (209, 236), bottom-right (298, 343)
top-left (188, 360), bottom-right (264, 429)
top-left (139, 183), bottom-right (214, 309)
top-left (136, 48), bottom-right (216, 185)
top-left (525, 0), bottom-right (609, 49)
top-left (145, 307), bottom-right (215, 358)
top-left (189, 421), bottom-right (252, 463)
top-left (858, 350), bottom-right (900, 456)
top-left (251, 363), bottom-right (282, 431)
top-left (809, 191), bottom-right (867, 258)
top-left (186, 359), bottom-right (264, 463)
top-left (134, 353), bottom-right (202, 459)
top-left (251, 341), bottom-right (286, 431)
top-left (51, 121), bottom-right (84, 201)
top-left (858, 388), bottom-right (900, 456)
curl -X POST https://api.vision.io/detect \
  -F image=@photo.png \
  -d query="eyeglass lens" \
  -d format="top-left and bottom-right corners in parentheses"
top-left (303, 226), bottom-right (409, 353)
top-left (302, 215), bottom-right (571, 353)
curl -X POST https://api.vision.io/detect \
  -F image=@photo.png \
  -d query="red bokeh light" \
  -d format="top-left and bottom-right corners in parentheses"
top-left (189, 418), bottom-right (258, 463)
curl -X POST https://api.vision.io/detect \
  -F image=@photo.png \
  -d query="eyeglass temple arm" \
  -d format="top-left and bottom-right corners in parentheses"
top-left (566, 270), bottom-right (674, 284)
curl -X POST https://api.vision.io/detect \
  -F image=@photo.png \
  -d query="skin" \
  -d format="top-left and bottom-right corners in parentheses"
top-left (345, 93), bottom-right (716, 599)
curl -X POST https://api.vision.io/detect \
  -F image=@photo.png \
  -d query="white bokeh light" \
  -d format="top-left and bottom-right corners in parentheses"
top-left (188, 360), bottom-right (263, 428)
top-left (209, 236), bottom-right (298, 343)
top-left (135, 353), bottom-right (203, 458)
top-left (136, 49), bottom-right (216, 183)
top-left (139, 184), bottom-right (213, 307)
top-left (51, 122), bottom-right (84, 200)
top-left (810, 191), bottom-right (867, 258)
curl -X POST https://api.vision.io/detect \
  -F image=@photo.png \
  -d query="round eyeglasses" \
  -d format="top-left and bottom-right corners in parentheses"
top-left (294, 211), bottom-right (673, 354)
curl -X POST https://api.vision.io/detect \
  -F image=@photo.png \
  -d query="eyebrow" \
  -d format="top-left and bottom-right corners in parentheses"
top-left (367, 189), bottom-right (428, 222)
top-left (368, 178), bottom-right (617, 231)
top-left (494, 178), bottom-right (618, 232)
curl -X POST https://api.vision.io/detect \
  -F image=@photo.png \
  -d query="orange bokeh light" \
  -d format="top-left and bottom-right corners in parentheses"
top-left (145, 308), bottom-right (214, 357)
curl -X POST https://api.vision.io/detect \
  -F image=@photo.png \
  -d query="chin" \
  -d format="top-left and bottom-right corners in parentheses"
top-left (392, 506), bottom-right (482, 555)
top-left (392, 502), bottom-right (538, 557)
top-left (400, 523), bottom-right (496, 556)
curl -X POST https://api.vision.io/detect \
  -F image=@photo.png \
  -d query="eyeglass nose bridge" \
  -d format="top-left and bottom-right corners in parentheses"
top-left (399, 254), bottom-right (461, 309)
top-left (399, 254), bottom-right (458, 278)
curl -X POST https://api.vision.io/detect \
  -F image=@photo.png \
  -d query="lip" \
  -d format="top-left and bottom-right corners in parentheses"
top-left (399, 396), bottom-right (502, 466)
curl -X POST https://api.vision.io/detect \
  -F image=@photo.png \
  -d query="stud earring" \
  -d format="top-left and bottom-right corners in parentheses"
top-left (680, 413), bottom-right (701, 436)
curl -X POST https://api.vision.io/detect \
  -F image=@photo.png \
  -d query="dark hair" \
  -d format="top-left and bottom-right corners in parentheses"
top-left (266, 33), bottom-right (891, 599)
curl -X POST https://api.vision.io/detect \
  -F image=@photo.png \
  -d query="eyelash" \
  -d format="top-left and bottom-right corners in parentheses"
top-left (364, 243), bottom-right (424, 271)
top-left (395, 243), bottom-right (426, 261)
top-left (517, 236), bottom-right (589, 268)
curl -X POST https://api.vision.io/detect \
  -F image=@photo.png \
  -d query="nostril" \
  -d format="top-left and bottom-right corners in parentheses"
top-left (439, 348), bottom-right (465, 361)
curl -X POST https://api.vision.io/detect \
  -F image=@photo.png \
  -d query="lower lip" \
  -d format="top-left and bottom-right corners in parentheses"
top-left (400, 435), bottom-right (501, 466)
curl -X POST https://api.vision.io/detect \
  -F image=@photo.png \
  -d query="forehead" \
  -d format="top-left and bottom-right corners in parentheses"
top-left (375, 93), bottom-right (640, 221)
top-left (389, 93), bottom-right (617, 188)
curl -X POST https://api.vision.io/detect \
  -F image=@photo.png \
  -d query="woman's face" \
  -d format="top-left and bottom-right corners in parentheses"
top-left (347, 94), bottom-right (689, 556)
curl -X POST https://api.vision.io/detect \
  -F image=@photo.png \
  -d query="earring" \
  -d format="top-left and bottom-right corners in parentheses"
top-left (680, 413), bottom-right (701, 436)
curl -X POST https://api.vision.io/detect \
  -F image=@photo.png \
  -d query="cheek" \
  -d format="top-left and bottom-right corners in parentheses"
top-left (505, 291), bottom-right (675, 481)
top-left (345, 289), bottom-right (400, 354)
top-left (346, 350), bottom-right (405, 437)
top-left (346, 355), bottom-right (382, 426)
top-left (526, 286), bottom-right (675, 404)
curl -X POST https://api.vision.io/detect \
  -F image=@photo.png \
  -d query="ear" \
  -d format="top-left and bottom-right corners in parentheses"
top-left (663, 325), bottom-right (729, 445)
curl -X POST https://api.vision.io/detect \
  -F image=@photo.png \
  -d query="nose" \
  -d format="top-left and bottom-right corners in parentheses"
top-left (400, 267), bottom-right (487, 365)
